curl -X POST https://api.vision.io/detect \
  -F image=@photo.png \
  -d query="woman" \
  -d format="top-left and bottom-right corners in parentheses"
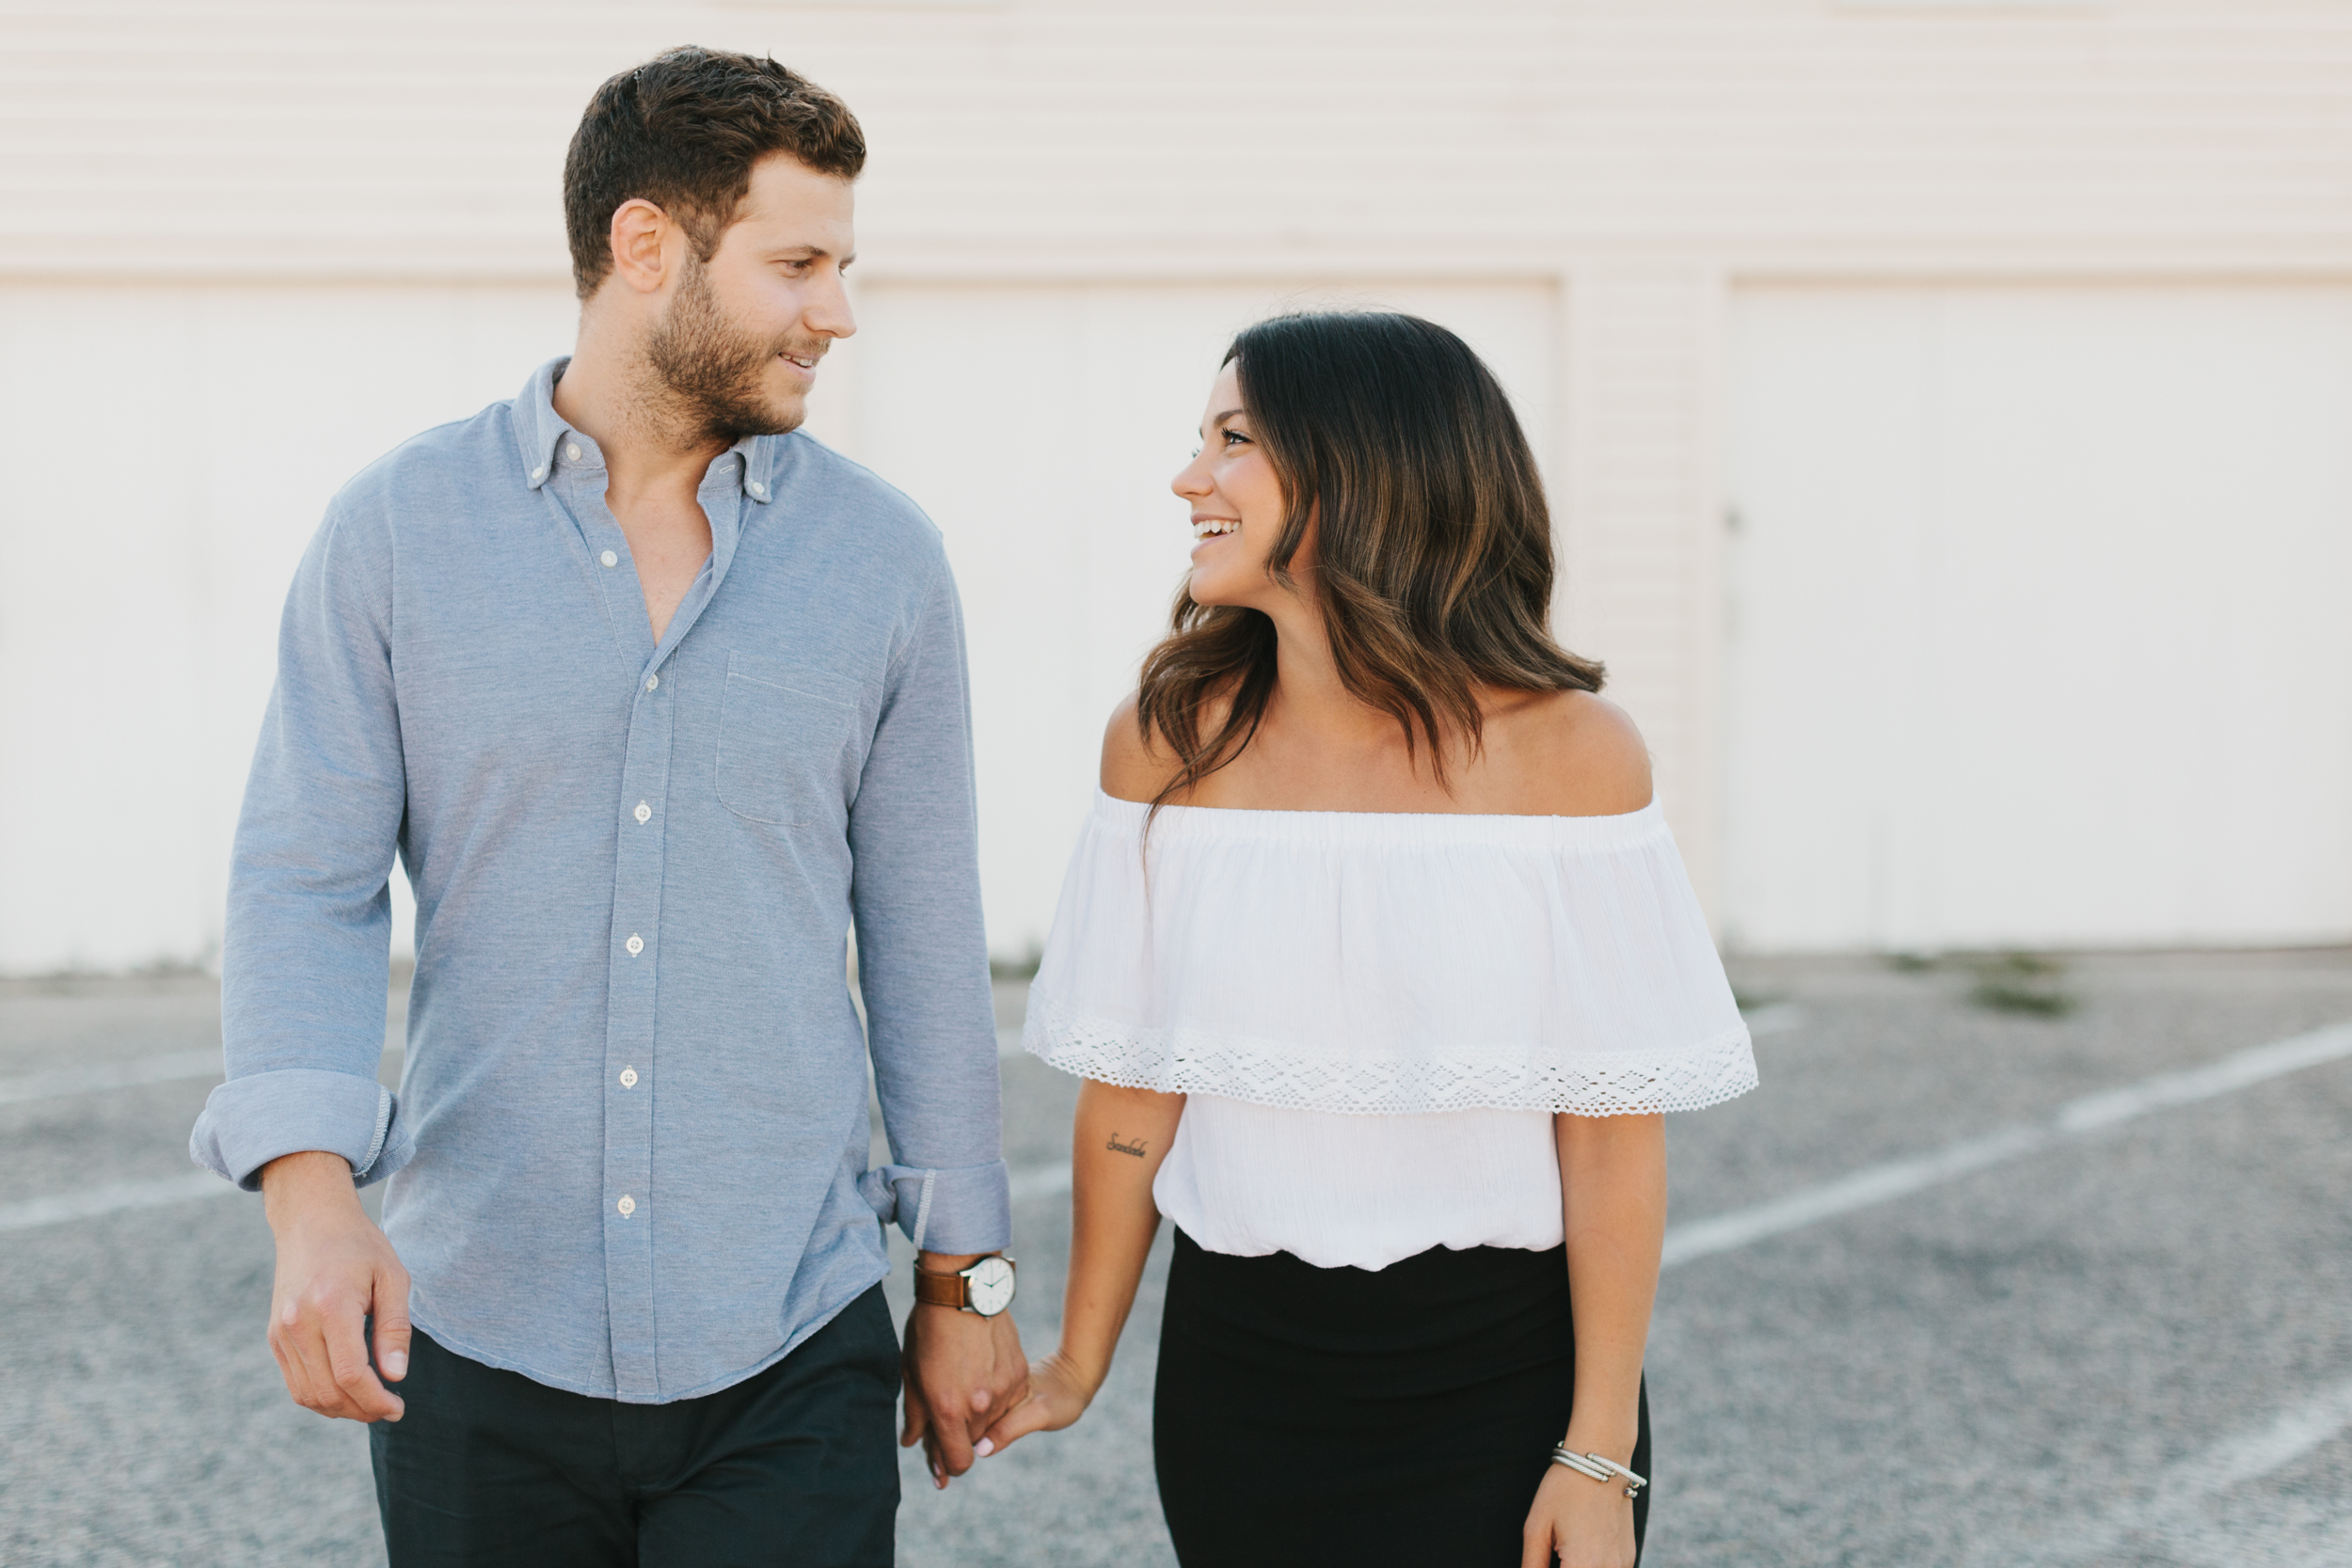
top-left (974, 312), bottom-right (1757, 1566)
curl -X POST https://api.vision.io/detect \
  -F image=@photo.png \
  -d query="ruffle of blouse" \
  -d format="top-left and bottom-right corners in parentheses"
top-left (1023, 790), bottom-right (1758, 1117)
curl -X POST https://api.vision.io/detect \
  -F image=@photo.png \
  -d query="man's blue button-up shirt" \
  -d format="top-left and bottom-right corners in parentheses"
top-left (191, 359), bottom-right (1009, 1403)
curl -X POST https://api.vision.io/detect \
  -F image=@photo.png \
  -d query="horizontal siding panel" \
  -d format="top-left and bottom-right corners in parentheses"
top-left (3, 1), bottom-right (2349, 277)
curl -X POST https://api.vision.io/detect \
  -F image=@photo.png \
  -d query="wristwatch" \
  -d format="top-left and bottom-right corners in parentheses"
top-left (914, 1254), bottom-right (1017, 1317)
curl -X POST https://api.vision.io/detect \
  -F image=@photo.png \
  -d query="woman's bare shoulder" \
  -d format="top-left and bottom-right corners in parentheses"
top-left (1100, 693), bottom-right (1176, 804)
top-left (1101, 687), bottom-right (1236, 804)
top-left (1503, 689), bottom-right (1654, 817)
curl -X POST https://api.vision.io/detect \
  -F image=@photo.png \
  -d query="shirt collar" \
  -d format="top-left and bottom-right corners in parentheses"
top-left (513, 356), bottom-right (778, 507)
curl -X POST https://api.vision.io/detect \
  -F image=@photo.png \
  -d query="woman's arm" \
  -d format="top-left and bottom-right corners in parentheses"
top-left (976, 1078), bottom-right (1186, 1457)
top-left (1523, 1110), bottom-right (1667, 1568)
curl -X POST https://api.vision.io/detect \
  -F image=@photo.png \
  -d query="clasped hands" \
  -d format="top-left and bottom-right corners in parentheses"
top-left (899, 1272), bottom-right (1099, 1489)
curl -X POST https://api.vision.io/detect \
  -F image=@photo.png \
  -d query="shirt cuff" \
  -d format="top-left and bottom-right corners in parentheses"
top-left (187, 1068), bottom-right (414, 1192)
top-left (857, 1159), bottom-right (1011, 1254)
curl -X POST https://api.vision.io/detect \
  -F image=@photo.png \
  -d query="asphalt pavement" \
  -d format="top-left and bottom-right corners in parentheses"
top-left (3, 947), bottom-right (2348, 1567)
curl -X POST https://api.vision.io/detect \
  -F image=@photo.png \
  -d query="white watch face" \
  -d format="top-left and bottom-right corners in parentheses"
top-left (965, 1255), bottom-right (1016, 1316)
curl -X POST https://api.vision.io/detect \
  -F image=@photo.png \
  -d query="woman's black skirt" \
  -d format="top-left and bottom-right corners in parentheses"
top-left (1153, 1227), bottom-right (1649, 1567)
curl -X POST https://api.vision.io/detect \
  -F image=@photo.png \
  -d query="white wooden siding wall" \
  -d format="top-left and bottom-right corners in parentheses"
top-left (1561, 268), bottom-right (1724, 905)
top-left (3, 1), bottom-right (2350, 968)
top-left (1724, 285), bottom-right (2352, 952)
top-left (0, 285), bottom-right (582, 970)
top-left (11, 3), bottom-right (2352, 279)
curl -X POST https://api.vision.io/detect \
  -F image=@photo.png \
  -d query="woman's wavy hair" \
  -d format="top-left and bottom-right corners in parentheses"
top-left (1136, 310), bottom-right (1605, 807)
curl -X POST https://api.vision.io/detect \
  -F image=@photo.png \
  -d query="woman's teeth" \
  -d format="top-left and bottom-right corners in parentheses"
top-left (1192, 520), bottom-right (1240, 540)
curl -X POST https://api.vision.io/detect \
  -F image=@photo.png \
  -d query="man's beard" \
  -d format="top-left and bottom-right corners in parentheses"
top-left (643, 253), bottom-right (820, 443)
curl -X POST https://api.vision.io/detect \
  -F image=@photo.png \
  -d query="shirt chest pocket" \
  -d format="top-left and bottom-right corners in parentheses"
top-left (715, 654), bottom-right (866, 830)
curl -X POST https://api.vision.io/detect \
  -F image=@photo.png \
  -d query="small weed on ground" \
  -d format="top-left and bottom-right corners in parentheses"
top-left (1966, 952), bottom-right (2075, 1017)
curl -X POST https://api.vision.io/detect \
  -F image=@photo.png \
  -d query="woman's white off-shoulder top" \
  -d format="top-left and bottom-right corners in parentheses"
top-left (1023, 789), bottom-right (1757, 1271)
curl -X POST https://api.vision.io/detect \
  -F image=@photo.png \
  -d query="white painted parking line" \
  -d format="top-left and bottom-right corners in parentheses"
top-left (1998, 1374), bottom-right (2352, 1567)
top-left (0, 1049), bottom-right (221, 1106)
top-left (2191, 1375), bottom-right (2352, 1490)
top-left (0, 1172), bottom-right (232, 1234)
top-left (2057, 1022), bottom-right (2352, 1133)
top-left (1664, 1019), bottom-right (2352, 1269)
top-left (1662, 1125), bottom-right (2051, 1268)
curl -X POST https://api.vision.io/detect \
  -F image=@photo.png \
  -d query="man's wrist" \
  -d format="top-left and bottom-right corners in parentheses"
top-left (913, 1251), bottom-right (1018, 1317)
top-left (259, 1150), bottom-right (361, 1228)
top-left (914, 1249), bottom-right (994, 1275)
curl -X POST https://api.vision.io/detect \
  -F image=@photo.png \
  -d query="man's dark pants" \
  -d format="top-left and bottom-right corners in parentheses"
top-left (369, 1285), bottom-right (899, 1567)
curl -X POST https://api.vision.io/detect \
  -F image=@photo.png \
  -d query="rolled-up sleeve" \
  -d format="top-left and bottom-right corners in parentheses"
top-left (189, 499), bottom-right (412, 1192)
top-left (848, 559), bottom-right (1010, 1254)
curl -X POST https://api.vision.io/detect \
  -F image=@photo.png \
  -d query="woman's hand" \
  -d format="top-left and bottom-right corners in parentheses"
top-left (1521, 1462), bottom-right (1638, 1568)
top-left (972, 1349), bottom-right (1100, 1458)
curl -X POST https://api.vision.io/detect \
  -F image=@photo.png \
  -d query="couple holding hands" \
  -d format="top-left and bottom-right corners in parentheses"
top-left (191, 46), bottom-right (1755, 1568)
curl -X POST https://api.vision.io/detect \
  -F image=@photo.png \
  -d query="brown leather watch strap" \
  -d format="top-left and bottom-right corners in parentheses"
top-left (913, 1268), bottom-right (969, 1310)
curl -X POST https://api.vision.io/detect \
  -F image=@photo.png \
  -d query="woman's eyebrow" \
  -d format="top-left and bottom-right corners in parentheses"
top-left (1210, 408), bottom-right (1247, 429)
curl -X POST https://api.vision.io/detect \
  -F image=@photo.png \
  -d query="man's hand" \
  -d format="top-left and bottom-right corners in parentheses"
top-left (899, 1253), bottom-right (1029, 1490)
top-left (260, 1149), bottom-right (412, 1424)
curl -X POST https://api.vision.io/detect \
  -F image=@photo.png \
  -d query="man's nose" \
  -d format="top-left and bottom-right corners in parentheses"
top-left (809, 273), bottom-right (856, 340)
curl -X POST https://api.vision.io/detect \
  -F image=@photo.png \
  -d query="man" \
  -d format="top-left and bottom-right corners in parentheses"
top-left (190, 47), bottom-right (1024, 1565)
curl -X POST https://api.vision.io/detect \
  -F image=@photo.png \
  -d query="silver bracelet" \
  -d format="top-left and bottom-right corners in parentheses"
top-left (1550, 1446), bottom-right (1647, 1498)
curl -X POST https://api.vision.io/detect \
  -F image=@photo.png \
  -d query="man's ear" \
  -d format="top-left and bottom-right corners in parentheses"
top-left (607, 198), bottom-right (674, 295)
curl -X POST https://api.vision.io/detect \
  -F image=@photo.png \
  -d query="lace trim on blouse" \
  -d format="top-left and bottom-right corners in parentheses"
top-left (1022, 791), bottom-right (1759, 1118)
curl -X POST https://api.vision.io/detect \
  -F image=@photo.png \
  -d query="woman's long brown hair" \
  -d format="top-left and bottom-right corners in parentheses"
top-left (1136, 310), bottom-right (1605, 810)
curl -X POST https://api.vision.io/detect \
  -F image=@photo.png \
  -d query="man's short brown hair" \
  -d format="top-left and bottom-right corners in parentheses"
top-left (564, 47), bottom-right (866, 300)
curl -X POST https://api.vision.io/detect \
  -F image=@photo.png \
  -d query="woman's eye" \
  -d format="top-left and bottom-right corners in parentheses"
top-left (1221, 430), bottom-right (1250, 447)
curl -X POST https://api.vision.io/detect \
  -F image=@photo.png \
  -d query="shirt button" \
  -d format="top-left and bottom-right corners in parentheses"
top-left (600, 549), bottom-right (618, 568)
top-left (633, 800), bottom-right (651, 824)
top-left (617, 1195), bottom-right (636, 1217)
top-left (620, 1067), bottom-right (639, 1088)
top-left (645, 674), bottom-right (659, 692)
top-left (626, 933), bottom-right (644, 956)
top-left (530, 465), bottom-right (546, 483)
top-left (748, 480), bottom-right (767, 498)
top-left (566, 443), bottom-right (582, 462)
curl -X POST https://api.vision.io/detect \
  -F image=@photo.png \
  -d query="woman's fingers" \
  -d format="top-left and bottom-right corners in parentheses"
top-left (923, 1427), bottom-right (952, 1489)
top-left (976, 1389), bottom-right (1055, 1455)
top-left (976, 1361), bottom-right (1096, 1456)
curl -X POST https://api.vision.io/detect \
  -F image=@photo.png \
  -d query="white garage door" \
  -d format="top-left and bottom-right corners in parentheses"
top-left (830, 282), bottom-right (1559, 958)
top-left (1724, 287), bottom-right (2352, 953)
top-left (0, 284), bottom-right (580, 973)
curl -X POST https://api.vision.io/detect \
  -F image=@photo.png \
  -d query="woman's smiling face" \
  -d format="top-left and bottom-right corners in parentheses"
top-left (1168, 360), bottom-right (1302, 610)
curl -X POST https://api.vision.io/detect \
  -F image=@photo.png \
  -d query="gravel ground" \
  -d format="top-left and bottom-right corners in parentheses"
top-left (2, 948), bottom-right (2348, 1566)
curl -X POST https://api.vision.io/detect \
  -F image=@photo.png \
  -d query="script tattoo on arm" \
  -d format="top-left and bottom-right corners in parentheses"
top-left (1105, 1132), bottom-right (1148, 1158)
